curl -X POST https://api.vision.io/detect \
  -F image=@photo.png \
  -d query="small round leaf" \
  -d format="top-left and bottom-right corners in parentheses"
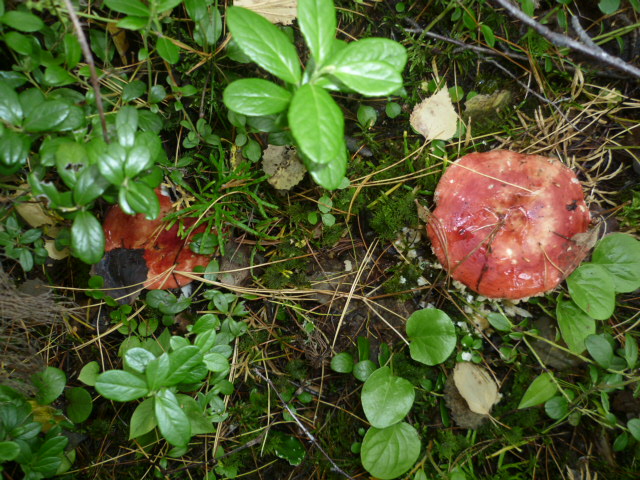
top-left (406, 308), bottom-right (456, 365)
top-left (361, 367), bottom-right (414, 428)
top-left (361, 422), bottom-right (421, 480)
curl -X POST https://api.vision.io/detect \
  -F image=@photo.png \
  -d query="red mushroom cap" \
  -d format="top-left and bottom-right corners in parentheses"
top-left (103, 188), bottom-right (210, 290)
top-left (426, 150), bottom-right (591, 299)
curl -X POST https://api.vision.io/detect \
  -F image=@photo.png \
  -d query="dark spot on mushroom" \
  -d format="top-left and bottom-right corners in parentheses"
top-left (566, 200), bottom-right (578, 211)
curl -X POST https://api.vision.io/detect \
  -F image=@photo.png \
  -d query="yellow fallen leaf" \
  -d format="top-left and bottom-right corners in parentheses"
top-left (234, 0), bottom-right (297, 25)
top-left (410, 86), bottom-right (458, 141)
top-left (453, 362), bottom-right (501, 415)
top-left (262, 145), bottom-right (306, 190)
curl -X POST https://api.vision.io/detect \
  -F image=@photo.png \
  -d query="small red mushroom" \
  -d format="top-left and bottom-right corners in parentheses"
top-left (99, 188), bottom-right (211, 293)
top-left (426, 150), bottom-right (591, 299)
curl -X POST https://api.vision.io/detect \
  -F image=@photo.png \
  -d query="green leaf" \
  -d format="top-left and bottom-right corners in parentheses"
top-left (289, 84), bottom-right (344, 165)
top-left (353, 359), bottom-right (377, 382)
top-left (628, 418), bottom-right (640, 441)
top-left (178, 394), bottom-right (216, 435)
top-left (146, 353), bottom-right (171, 390)
top-left (598, 0), bottom-right (621, 14)
top-left (122, 181), bottom-right (160, 220)
top-left (23, 100), bottom-right (71, 132)
top-left (305, 152), bottom-right (347, 190)
top-left (0, 130), bottom-right (31, 175)
top-left (298, 0), bottom-right (336, 65)
top-left (116, 105), bottom-right (138, 148)
top-left (518, 373), bottom-right (557, 409)
top-left (330, 352), bottom-right (354, 373)
top-left (129, 397), bottom-right (157, 439)
top-left (567, 263), bottom-right (615, 320)
top-left (123, 80), bottom-right (146, 102)
top-left (487, 312), bottom-right (512, 332)
top-left (329, 37), bottom-right (407, 72)
top-left (625, 334), bottom-right (638, 370)
top-left (146, 290), bottom-right (191, 314)
top-left (592, 233), bottom-right (640, 293)
top-left (43, 65), bottom-right (76, 87)
top-left (71, 211), bottom-right (104, 264)
top-left (56, 141), bottom-right (88, 189)
top-left (125, 347), bottom-right (157, 373)
top-left (0, 79), bottom-right (23, 124)
top-left (32, 367), bottom-right (66, 405)
top-left (78, 361), bottom-right (100, 386)
top-left (156, 0), bottom-right (183, 13)
top-left (117, 15), bottom-right (148, 30)
top-left (585, 334), bottom-right (614, 369)
top-left (166, 346), bottom-right (204, 385)
top-left (480, 24), bottom-right (496, 47)
top-left (66, 387), bottom-right (93, 423)
top-left (95, 370), bottom-right (149, 401)
top-left (361, 422), bottom-right (421, 480)
top-left (64, 33), bottom-right (82, 69)
top-left (104, 0), bottom-right (150, 17)
top-left (203, 352), bottom-right (230, 373)
top-left (74, 165), bottom-right (109, 205)
top-left (406, 308), bottom-right (456, 366)
top-left (155, 389), bottom-right (191, 447)
top-left (0, 10), bottom-right (44, 32)
top-left (556, 296), bottom-right (596, 354)
top-left (156, 36), bottom-right (179, 64)
top-left (226, 6), bottom-right (301, 84)
top-left (0, 441), bottom-right (20, 462)
top-left (332, 61), bottom-right (402, 96)
top-left (544, 396), bottom-right (568, 420)
top-left (361, 367), bottom-right (414, 428)
top-left (98, 142), bottom-right (126, 184)
top-left (223, 79), bottom-right (292, 116)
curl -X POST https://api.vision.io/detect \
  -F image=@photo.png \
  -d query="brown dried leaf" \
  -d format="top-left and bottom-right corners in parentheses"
top-left (453, 362), bottom-right (501, 415)
top-left (262, 145), bottom-right (306, 190)
top-left (234, 0), bottom-right (297, 24)
top-left (410, 87), bottom-right (458, 141)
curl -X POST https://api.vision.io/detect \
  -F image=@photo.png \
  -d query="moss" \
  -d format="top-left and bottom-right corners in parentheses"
top-left (261, 241), bottom-right (309, 289)
top-left (368, 191), bottom-right (418, 241)
top-left (383, 263), bottom-right (422, 296)
top-left (286, 359), bottom-right (308, 381)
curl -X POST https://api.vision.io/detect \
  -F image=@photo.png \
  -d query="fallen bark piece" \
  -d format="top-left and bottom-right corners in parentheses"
top-left (427, 150), bottom-right (591, 299)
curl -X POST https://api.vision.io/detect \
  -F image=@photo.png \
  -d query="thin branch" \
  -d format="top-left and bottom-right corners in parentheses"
top-left (60, 0), bottom-right (109, 142)
top-left (492, 0), bottom-right (640, 78)
top-left (253, 368), bottom-right (356, 480)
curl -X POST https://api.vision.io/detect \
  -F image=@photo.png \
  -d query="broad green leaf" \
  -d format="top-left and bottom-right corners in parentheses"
top-left (361, 367), bottom-right (414, 428)
top-left (223, 79), bottom-right (292, 116)
top-left (104, 0), bottom-right (150, 17)
top-left (0, 10), bottom-right (44, 32)
top-left (203, 352), bottom-right (229, 373)
top-left (0, 441), bottom-right (20, 462)
top-left (32, 367), bottom-right (66, 405)
top-left (167, 346), bottom-right (204, 385)
top-left (129, 397), bottom-right (157, 439)
top-left (71, 211), bottom-right (104, 264)
top-left (0, 79), bottom-right (23, 124)
top-left (289, 84), bottom-right (344, 165)
top-left (43, 65), bottom-right (76, 87)
top-left (628, 418), bottom-right (640, 441)
top-left (178, 394), bottom-right (216, 435)
top-left (117, 15), bottom-right (148, 30)
top-left (480, 24), bottom-right (496, 47)
top-left (0, 130), bottom-right (31, 175)
top-left (330, 352), bottom-right (354, 373)
top-left (146, 290), bottom-right (191, 314)
top-left (23, 100), bottom-right (71, 132)
top-left (155, 389), bottom-right (191, 446)
top-left (64, 33), bottom-right (82, 69)
top-left (125, 347), bottom-right (157, 373)
top-left (353, 359), bottom-right (377, 382)
top-left (116, 106), bottom-right (138, 147)
top-left (74, 165), bottom-right (109, 205)
top-left (518, 373), bottom-right (557, 409)
top-left (98, 143), bottom-right (127, 184)
top-left (598, 0), bottom-right (621, 14)
top-left (271, 431), bottom-right (305, 466)
top-left (156, 0), bottom-right (183, 13)
top-left (124, 142), bottom-right (153, 179)
top-left (329, 37), bottom-right (407, 72)
top-left (592, 233), bottom-right (640, 293)
top-left (123, 80), bottom-right (146, 102)
top-left (145, 353), bottom-right (171, 390)
top-left (298, 0), bottom-right (336, 65)
top-left (194, 328), bottom-right (217, 352)
top-left (78, 361), bottom-right (100, 386)
top-left (332, 61), bottom-right (402, 96)
top-left (95, 370), bottom-right (149, 401)
top-left (585, 334), bottom-right (614, 369)
top-left (544, 396), bottom-right (568, 420)
top-left (361, 423), bottom-right (421, 480)
top-left (556, 296), bottom-right (596, 354)
top-left (625, 334), bottom-right (638, 370)
top-left (65, 387), bottom-right (93, 423)
top-left (226, 6), bottom-right (301, 84)
top-left (567, 264), bottom-right (615, 320)
top-left (56, 141), bottom-right (88, 189)
top-left (156, 36), bottom-right (179, 64)
top-left (406, 308), bottom-right (456, 366)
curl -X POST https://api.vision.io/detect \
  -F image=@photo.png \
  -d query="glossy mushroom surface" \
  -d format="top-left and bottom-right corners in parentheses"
top-left (101, 189), bottom-right (210, 291)
top-left (426, 150), bottom-right (591, 299)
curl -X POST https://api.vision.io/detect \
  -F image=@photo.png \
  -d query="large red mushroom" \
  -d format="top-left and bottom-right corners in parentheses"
top-left (426, 150), bottom-right (591, 299)
top-left (95, 188), bottom-right (212, 299)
